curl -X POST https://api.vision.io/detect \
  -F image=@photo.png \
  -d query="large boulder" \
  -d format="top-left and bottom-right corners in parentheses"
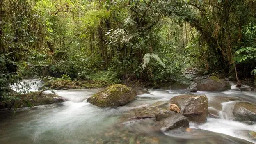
top-left (121, 101), bottom-right (189, 132)
top-left (170, 95), bottom-right (208, 123)
top-left (121, 101), bottom-right (170, 121)
top-left (233, 102), bottom-right (256, 122)
top-left (87, 84), bottom-right (136, 107)
top-left (196, 76), bottom-right (231, 91)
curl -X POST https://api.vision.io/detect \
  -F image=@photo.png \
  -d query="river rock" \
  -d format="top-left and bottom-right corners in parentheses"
top-left (188, 82), bottom-right (197, 92)
top-left (87, 84), bottom-right (136, 107)
top-left (169, 104), bottom-right (181, 113)
top-left (234, 130), bottom-right (256, 142)
top-left (208, 96), bottom-right (241, 111)
top-left (208, 107), bottom-right (220, 118)
top-left (121, 101), bottom-right (170, 121)
top-left (121, 101), bottom-right (189, 132)
top-left (170, 94), bottom-right (208, 123)
top-left (160, 113), bottom-right (189, 132)
top-left (0, 91), bottom-right (65, 109)
top-left (196, 76), bottom-right (231, 91)
top-left (233, 102), bottom-right (256, 122)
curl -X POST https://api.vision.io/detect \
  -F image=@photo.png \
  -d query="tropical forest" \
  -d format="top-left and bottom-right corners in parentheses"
top-left (0, 0), bottom-right (256, 143)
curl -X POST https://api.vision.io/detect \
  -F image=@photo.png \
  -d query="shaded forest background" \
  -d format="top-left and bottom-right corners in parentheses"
top-left (0, 0), bottom-right (256, 97)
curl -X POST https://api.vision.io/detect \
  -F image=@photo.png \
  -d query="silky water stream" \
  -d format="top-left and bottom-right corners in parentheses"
top-left (0, 80), bottom-right (255, 144)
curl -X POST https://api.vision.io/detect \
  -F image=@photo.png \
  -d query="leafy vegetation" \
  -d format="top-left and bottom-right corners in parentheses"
top-left (0, 0), bottom-right (256, 101)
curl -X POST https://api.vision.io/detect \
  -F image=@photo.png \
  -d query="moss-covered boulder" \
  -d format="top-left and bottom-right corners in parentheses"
top-left (0, 92), bottom-right (65, 109)
top-left (87, 84), bottom-right (136, 107)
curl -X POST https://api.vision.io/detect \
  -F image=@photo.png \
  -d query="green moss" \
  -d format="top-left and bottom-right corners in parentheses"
top-left (0, 92), bottom-right (64, 109)
top-left (249, 131), bottom-right (256, 139)
top-left (88, 84), bottom-right (136, 107)
top-left (81, 80), bottom-right (107, 88)
top-left (209, 76), bottom-right (221, 82)
top-left (44, 78), bottom-right (110, 90)
top-left (44, 79), bottom-right (80, 89)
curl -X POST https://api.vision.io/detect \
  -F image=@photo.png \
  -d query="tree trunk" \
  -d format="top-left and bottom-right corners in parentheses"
top-left (98, 22), bottom-right (107, 68)
top-left (0, 0), bottom-right (4, 53)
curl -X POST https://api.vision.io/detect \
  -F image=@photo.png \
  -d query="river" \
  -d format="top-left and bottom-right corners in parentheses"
top-left (0, 80), bottom-right (255, 143)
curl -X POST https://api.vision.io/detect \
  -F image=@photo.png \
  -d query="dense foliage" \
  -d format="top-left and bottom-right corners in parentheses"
top-left (0, 0), bottom-right (255, 97)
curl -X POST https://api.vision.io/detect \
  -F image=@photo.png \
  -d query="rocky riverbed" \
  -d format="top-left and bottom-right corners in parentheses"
top-left (0, 79), bottom-right (256, 143)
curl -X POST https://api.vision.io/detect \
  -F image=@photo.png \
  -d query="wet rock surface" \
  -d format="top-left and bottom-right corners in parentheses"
top-left (121, 101), bottom-right (190, 132)
top-left (233, 102), bottom-right (256, 122)
top-left (234, 130), bottom-right (256, 143)
top-left (121, 101), bottom-right (169, 121)
top-left (208, 107), bottom-right (220, 118)
top-left (159, 114), bottom-right (189, 131)
top-left (170, 95), bottom-right (208, 123)
top-left (196, 76), bottom-right (231, 91)
top-left (207, 96), bottom-right (256, 124)
top-left (188, 82), bottom-right (197, 92)
top-left (208, 96), bottom-right (241, 111)
top-left (87, 84), bottom-right (136, 107)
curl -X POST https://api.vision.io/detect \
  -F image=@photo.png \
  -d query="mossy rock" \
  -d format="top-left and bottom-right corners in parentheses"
top-left (0, 92), bottom-right (65, 109)
top-left (209, 76), bottom-right (221, 82)
top-left (87, 84), bottom-right (136, 107)
top-left (17, 92), bottom-right (65, 107)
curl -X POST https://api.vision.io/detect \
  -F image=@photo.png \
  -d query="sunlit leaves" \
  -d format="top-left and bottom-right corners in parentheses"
top-left (235, 47), bottom-right (256, 63)
top-left (81, 9), bottom-right (110, 29)
top-left (142, 53), bottom-right (165, 69)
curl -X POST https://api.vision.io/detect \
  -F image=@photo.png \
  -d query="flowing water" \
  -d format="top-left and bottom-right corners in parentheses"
top-left (0, 80), bottom-right (256, 143)
top-left (10, 79), bottom-right (43, 93)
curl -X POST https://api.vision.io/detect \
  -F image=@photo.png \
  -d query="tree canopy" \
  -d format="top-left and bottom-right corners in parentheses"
top-left (0, 0), bottom-right (255, 97)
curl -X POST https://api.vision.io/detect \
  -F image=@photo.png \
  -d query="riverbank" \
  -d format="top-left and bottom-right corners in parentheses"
top-left (2, 74), bottom-right (255, 110)
top-left (0, 86), bottom-right (256, 143)
top-left (0, 91), bottom-right (65, 110)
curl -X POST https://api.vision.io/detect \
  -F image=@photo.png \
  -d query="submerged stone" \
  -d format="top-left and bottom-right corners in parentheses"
top-left (87, 84), bottom-right (136, 107)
